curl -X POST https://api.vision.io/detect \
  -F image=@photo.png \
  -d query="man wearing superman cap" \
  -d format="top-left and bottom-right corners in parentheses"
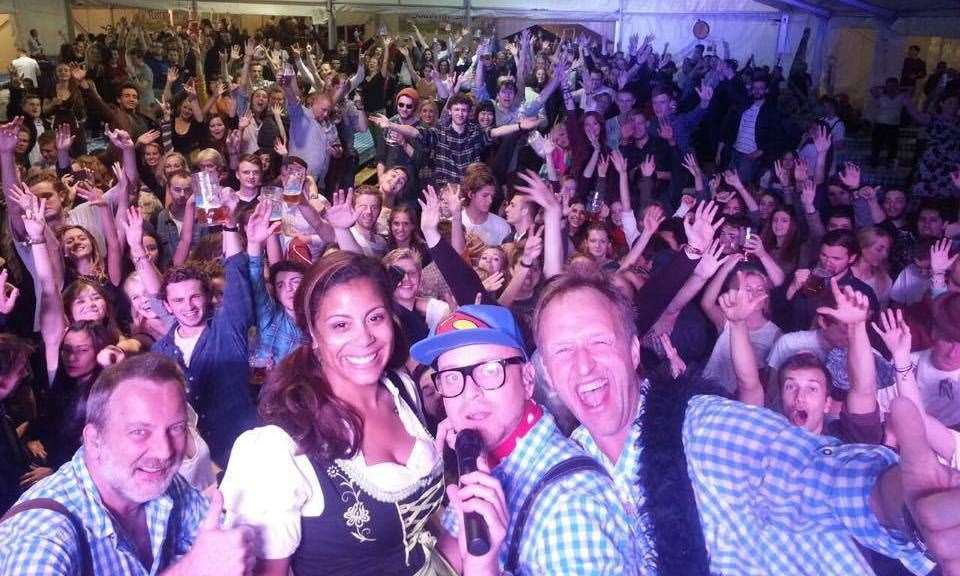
top-left (411, 304), bottom-right (640, 575)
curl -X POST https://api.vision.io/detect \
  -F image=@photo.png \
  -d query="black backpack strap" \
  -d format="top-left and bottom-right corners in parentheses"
top-left (1, 498), bottom-right (94, 576)
top-left (503, 456), bottom-right (608, 574)
top-left (386, 369), bottom-right (428, 428)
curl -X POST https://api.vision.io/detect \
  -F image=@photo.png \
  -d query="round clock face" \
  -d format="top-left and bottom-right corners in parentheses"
top-left (693, 19), bottom-right (710, 40)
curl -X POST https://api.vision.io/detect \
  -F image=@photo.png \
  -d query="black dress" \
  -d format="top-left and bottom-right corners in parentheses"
top-left (290, 455), bottom-right (444, 575)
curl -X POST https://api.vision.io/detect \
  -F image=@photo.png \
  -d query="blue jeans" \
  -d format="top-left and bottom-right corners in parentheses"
top-left (732, 149), bottom-right (762, 186)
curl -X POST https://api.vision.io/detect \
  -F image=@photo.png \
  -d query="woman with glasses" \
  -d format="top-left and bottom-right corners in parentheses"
top-left (221, 251), bottom-right (455, 576)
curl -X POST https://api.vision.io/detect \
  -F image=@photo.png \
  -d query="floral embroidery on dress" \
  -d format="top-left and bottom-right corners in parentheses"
top-left (327, 464), bottom-right (376, 543)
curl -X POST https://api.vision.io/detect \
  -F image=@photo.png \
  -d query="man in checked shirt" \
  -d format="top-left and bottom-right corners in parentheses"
top-left (534, 272), bottom-right (960, 576)
top-left (411, 304), bottom-right (639, 575)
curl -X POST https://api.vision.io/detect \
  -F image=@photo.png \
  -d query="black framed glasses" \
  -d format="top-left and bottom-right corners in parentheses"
top-left (432, 356), bottom-right (525, 398)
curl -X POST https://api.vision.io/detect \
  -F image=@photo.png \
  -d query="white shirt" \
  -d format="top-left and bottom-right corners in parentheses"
top-left (873, 93), bottom-right (906, 125)
top-left (12, 55), bottom-right (40, 85)
top-left (876, 350), bottom-right (960, 428)
top-left (220, 375), bottom-right (440, 559)
top-left (703, 320), bottom-right (782, 394)
top-left (174, 326), bottom-right (204, 367)
top-left (350, 225), bottom-right (387, 258)
top-left (890, 264), bottom-right (930, 305)
top-left (734, 102), bottom-right (762, 154)
top-left (461, 209), bottom-right (511, 247)
top-left (766, 330), bottom-right (825, 371)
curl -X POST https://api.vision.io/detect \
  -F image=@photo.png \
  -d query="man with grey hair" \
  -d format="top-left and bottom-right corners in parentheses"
top-left (0, 353), bottom-right (254, 575)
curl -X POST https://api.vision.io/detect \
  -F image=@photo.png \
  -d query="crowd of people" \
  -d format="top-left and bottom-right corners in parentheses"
top-left (0, 13), bottom-right (959, 575)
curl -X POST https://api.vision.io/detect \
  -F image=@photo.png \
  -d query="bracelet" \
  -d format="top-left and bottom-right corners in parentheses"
top-left (25, 237), bottom-right (45, 246)
top-left (221, 223), bottom-right (239, 232)
top-left (684, 244), bottom-right (704, 256)
top-left (894, 362), bottom-right (915, 374)
top-left (132, 253), bottom-right (149, 264)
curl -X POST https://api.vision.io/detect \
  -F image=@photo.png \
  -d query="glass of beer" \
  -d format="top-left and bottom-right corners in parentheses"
top-left (192, 171), bottom-right (223, 226)
top-left (262, 186), bottom-right (284, 222)
top-left (282, 164), bottom-right (306, 205)
top-left (801, 266), bottom-right (832, 297)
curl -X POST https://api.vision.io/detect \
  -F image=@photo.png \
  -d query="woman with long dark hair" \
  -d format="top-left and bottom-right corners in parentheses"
top-left (221, 251), bottom-right (452, 575)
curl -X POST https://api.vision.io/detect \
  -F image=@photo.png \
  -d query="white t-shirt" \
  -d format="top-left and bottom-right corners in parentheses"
top-left (174, 326), bottom-right (204, 367)
top-left (461, 209), bottom-right (511, 247)
top-left (220, 374), bottom-right (440, 559)
top-left (890, 264), bottom-right (930, 306)
top-left (766, 330), bottom-right (825, 371)
top-left (350, 226), bottom-right (387, 258)
top-left (703, 320), bottom-right (782, 394)
top-left (911, 350), bottom-right (960, 427)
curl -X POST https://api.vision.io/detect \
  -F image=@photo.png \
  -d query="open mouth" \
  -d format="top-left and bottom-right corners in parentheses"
top-left (791, 409), bottom-right (809, 426)
top-left (136, 464), bottom-right (169, 481)
top-left (345, 352), bottom-right (378, 367)
top-left (577, 379), bottom-right (609, 409)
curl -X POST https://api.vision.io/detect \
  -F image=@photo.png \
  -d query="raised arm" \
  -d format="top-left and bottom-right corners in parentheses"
top-left (514, 170), bottom-right (564, 279)
top-left (17, 189), bottom-right (65, 378)
top-left (872, 309), bottom-right (955, 459)
top-left (124, 206), bottom-right (163, 296)
top-left (817, 279), bottom-right (876, 416)
top-left (700, 255), bottom-right (741, 330)
top-left (324, 188), bottom-right (364, 255)
top-left (76, 181), bottom-right (124, 287)
top-left (718, 274), bottom-right (768, 406)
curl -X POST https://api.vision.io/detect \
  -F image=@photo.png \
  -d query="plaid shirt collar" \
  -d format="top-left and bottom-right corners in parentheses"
top-left (65, 448), bottom-right (176, 543)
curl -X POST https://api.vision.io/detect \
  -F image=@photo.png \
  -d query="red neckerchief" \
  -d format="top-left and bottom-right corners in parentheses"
top-left (488, 401), bottom-right (544, 468)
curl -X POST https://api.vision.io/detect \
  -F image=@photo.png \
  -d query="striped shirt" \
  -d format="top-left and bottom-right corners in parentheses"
top-left (574, 392), bottom-right (934, 575)
top-left (734, 102), bottom-right (762, 154)
top-left (0, 448), bottom-right (207, 575)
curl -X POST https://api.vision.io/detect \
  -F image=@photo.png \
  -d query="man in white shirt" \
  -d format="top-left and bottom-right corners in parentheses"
top-left (460, 162), bottom-right (510, 247)
top-left (868, 78), bottom-right (907, 167)
top-left (11, 49), bottom-right (40, 89)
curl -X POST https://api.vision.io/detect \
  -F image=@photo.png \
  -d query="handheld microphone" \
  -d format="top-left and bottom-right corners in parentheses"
top-left (454, 428), bottom-right (491, 556)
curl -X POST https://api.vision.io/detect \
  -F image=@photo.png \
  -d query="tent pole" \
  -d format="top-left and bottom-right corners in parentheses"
top-left (464, 0), bottom-right (471, 29)
top-left (614, 0), bottom-right (623, 51)
top-left (327, 0), bottom-right (335, 51)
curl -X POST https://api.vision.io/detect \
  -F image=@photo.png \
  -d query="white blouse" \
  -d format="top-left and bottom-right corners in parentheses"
top-left (220, 375), bottom-right (440, 559)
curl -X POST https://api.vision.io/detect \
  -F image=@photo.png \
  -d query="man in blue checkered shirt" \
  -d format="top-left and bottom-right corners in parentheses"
top-left (0, 354), bottom-right (254, 575)
top-left (533, 272), bottom-right (960, 575)
top-left (411, 304), bottom-right (640, 575)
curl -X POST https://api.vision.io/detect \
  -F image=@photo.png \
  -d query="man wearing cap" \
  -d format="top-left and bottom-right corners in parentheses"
top-left (377, 88), bottom-right (424, 200)
top-left (411, 305), bottom-right (640, 575)
top-left (533, 272), bottom-right (946, 575)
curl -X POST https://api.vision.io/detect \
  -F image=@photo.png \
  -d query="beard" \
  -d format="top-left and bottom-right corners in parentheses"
top-left (98, 446), bottom-right (181, 505)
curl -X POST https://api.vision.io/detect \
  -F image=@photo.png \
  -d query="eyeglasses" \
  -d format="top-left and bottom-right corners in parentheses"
top-left (432, 356), bottom-right (525, 398)
top-left (397, 101), bottom-right (415, 109)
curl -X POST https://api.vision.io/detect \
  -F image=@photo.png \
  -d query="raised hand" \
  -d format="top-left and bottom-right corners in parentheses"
top-left (124, 206), bottom-right (145, 250)
top-left (0, 117), bottom-right (24, 154)
top-left (518, 116), bottom-right (540, 131)
top-left (325, 188), bottom-right (358, 230)
top-left (514, 170), bottom-right (560, 214)
top-left (166, 64), bottom-right (180, 85)
top-left (226, 130), bottom-right (242, 156)
top-left (274, 137), bottom-right (288, 157)
top-left (722, 169), bottom-right (744, 191)
top-left (695, 81), bottom-right (714, 105)
top-left (773, 159), bottom-right (792, 186)
top-left (418, 185), bottom-right (443, 237)
top-left (136, 129), bottom-right (161, 147)
top-left (237, 111), bottom-right (253, 131)
top-left (440, 183), bottom-right (462, 217)
top-left (719, 271), bottom-right (768, 324)
top-left (694, 238), bottom-right (732, 279)
top-left (683, 201), bottom-right (724, 255)
top-left (813, 124), bottom-right (831, 155)
top-left (367, 113), bottom-right (391, 129)
top-left (800, 179), bottom-right (816, 210)
top-left (609, 149), bottom-right (627, 175)
top-left (16, 185), bottom-right (47, 241)
top-left (815, 277), bottom-right (870, 325)
top-left (743, 235), bottom-right (768, 258)
top-left (482, 271), bottom-right (505, 292)
top-left (0, 269), bottom-right (20, 315)
top-left (839, 162), bottom-right (861, 190)
top-left (660, 333), bottom-right (687, 378)
top-left (640, 154), bottom-right (656, 178)
top-left (871, 308), bottom-right (912, 364)
top-left (54, 123), bottom-right (75, 152)
top-left (245, 199), bottom-right (281, 245)
top-left (930, 238), bottom-right (958, 276)
top-left (105, 128), bottom-right (135, 150)
top-left (681, 152), bottom-right (701, 179)
top-left (76, 182), bottom-right (107, 207)
top-left (886, 399), bottom-right (960, 576)
top-left (641, 204), bottom-right (665, 235)
top-left (794, 158), bottom-right (809, 183)
top-left (597, 154), bottom-right (610, 178)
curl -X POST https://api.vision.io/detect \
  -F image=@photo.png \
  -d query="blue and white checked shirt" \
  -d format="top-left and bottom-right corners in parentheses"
top-left (574, 392), bottom-right (934, 575)
top-left (248, 254), bottom-right (305, 364)
top-left (445, 408), bottom-right (640, 575)
top-left (0, 448), bottom-right (208, 575)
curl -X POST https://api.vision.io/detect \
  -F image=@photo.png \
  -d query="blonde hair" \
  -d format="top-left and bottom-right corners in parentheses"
top-left (192, 148), bottom-right (225, 170)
